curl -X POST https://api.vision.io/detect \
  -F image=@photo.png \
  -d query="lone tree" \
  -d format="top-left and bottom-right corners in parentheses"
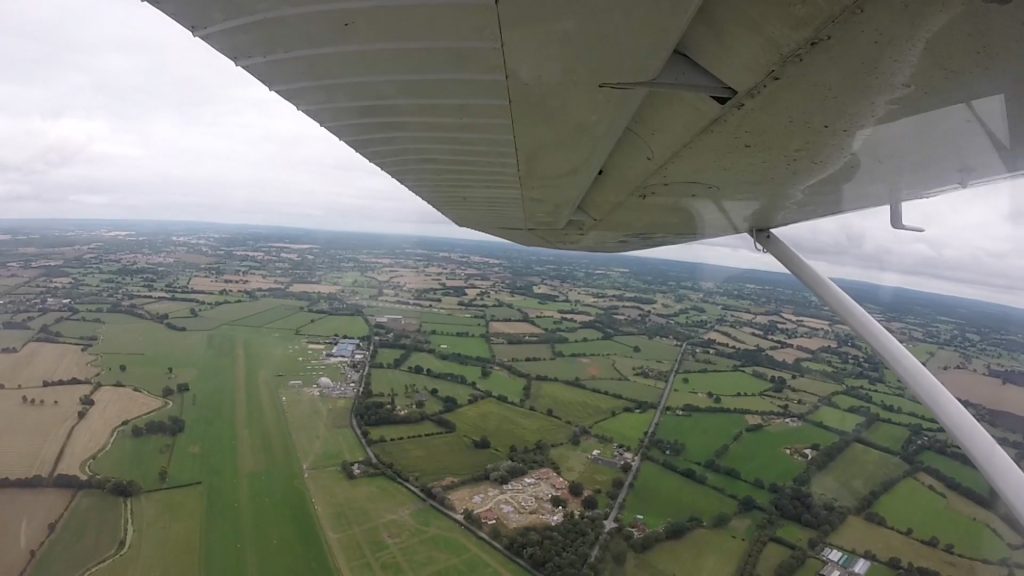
top-left (581, 494), bottom-right (599, 510)
top-left (119, 364), bottom-right (127, 373)
top-left (166, 366), bottom-right (174, 377)
top-left (568, 480), bottom-right (584, 497)
top-left (161, 385), bottom-right (174, 398)
top-left (21, 395), bottom-right (27, 404)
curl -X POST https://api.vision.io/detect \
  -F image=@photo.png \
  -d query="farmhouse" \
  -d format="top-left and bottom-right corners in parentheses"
top-left (818, 547), bottom-right (871, 575)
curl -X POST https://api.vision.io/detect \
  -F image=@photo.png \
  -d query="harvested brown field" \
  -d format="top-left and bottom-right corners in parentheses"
top-left (939, 369), bottom-right (1024, 417)
top-left (0, 488), bottom-right (74, 576)
top-left (785, 337), bottom-right (835, 351)
top-left (189, 274), bottom-right (283, 292)
top-left (287, 283), bottom-right (340, 293)
top-left (55, 386), bottom-right (166, 476)
top-left (0, 385), bottom-right (91, 477)
top-left (768, 348), bottom-right (811, 363)
top-left (489, 321), bottom-right (545, 334)
top-left (705, 330), bottom-right (752, 350)
top-left (0, 342), bottom-right (97, 389)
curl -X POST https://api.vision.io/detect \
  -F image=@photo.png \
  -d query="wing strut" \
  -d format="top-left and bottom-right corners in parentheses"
top-left (752, 229), bottom-right (1024, 524)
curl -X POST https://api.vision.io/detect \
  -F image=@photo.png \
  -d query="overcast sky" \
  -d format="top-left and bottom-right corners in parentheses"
top-left (2, 0), bottom-right (1023, 308)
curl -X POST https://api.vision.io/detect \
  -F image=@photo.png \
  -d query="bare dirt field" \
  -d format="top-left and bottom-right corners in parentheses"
top-left (489, 321), bottom-right (545, 334)
top-left (287, 283), bottom-right (340, 294)
top-left (0, 488), bottom-right (75, 576)
top-left (55, 386), bottom-right (166, 476)
top-left (785, 337), bottom-right (836, 351)
top-left (189, 274), bottom-right (283, 292)
top-left (939, 369), bottom-right (1024, 417)
top-left (768, 348), bottom-right (811, 363)
top-left (0, 385), bottom-right (91, 477)
top-left (0, 342), bottom-right (98, 389)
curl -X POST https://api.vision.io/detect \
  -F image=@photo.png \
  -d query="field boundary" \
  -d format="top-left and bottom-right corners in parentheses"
top-left (81, 388), bottom-right (173, 478)
top-left (82, 497), bottom-right (133, 576)
top-left (17, 487), bottom-right (79, 576)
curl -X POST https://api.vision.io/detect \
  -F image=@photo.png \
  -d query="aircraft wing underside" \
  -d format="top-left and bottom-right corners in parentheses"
top-left (147, 0), bottom-right (1024, 251)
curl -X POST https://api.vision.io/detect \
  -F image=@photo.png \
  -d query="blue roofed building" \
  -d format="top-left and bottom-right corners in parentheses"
top-left (329, 339), bottom-right (361, 359)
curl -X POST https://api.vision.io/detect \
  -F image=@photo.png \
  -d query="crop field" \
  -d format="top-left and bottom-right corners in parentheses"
top-left (718, 326), bottom-right (776, 350)
top-left (492, 343), bottom-right (552, 361)
top-left (298, 315), bottom-right (369, 337)
top-left (864, 390), bottom-right (934, 420)
top-left (862, 421), bottom-right (911, 452)
top-left (555, 339), bottom-right (632, 356)
top-left (428, 335), bottom-right (490, 359)
top-left (721, 422), bottom-right (838, 484)
top-left (141, 299), bottom-right (195, 315)
top-left (624, 462), bottom-right (736, 528)
top-left (513, 356), bottom-right (620, 380)
top-left (592, 410), bottom-right (654, 448)
top-left (0, 384), bottom-right (91, 477)
top-left (364, 420), bottom-right (446, 442)
top-left (374, 433), bottom-right (503, 484)
top-left (613, 527), bottom-right (747, 576)
top-left (94, 485), bottom-right (204, 576)
top-left (806, 405), bottom-right (865, 432)
top-left (55, 386), bottom-right (165, 476)
top-left (527, 380), bottom-right (631, 424)
top-left (558, 328), bottom-right (604, 342)
top-left (584, 379), bottom-right (663, 403)
top-left (281, 391), bottom-right (364, 469)
top-left (30, 490), bottom-right (123, 576)
top-left (447, 398), bottom-right (572, 450)
top-left (0, 488), bottom-right (74, 576)
top-left (674, 371), bottom-right (770, 395)
top-left (92, 326), bottom-right (337, 574)
top-left (488, 321), bottom-right (543, 334)
top-left (831, 394), bottom-right (939, 429)
top-left (872, 478), bottom-right (1010, 561)
top-left (422, 321), bottom-right (486, 336)
top-left (27, 311), bottom-right (69, 329)
top-left (788, 377), bottom-right (843, 396)
top-left (830, 517), bottom-right (1004, 576)
top-left (551, 438), bottom-right (623, 505)
top-left (371, 369), bottom-right (478, 404)
top-left (810, 443), bottom-right (907, 506)
top-left (775, 521), bottom-right (816, 548)
top-left (938, 369), bottom-right (1024, 417)
top-left (486, 306), bottom-right (523, 321)
top-left (612, 335), bottom-right (679, 361)
top-left (918, 451), bottom-right (992, 497)
top-left (0, 342), bottom-right (97, 389)
top-left (474, 369), bottom-right (527, 401)
top-left (655, 413), bottom-right (746, 462)
top-left (306, 471), bottom-right (526, 575)
top-left (662, 461), bottom-right (771, 505)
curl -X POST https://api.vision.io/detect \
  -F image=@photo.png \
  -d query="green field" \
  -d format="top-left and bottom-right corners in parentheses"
top-left (830, 517), bottom-right (1004, 576)
top-left (398, 352), bottom-right (525, 400)
top-left (371, 368), bottom-right (478, 404)
top-left (421, 311), bottom-right (485, 326)
top-left (485, 307), bottom-right (523, 321)
top-left (624, 462), bottom-right (736, 528)
top-left (555, 339), bottom-right (632, 356)
top-left (306, 471), bottom-right (526, 575)
top-left (513, 356), bottom-right (620, 380)
top-left (0, 329), bottom-right (33, 349)
top-left (862, 421), bottom-right (911, 452)
top-left (533, 316), bottom-right (577, 331)
top-left (661, 461), bottom-right (772, 506)
top-left (364, 420), bottom-right (446, 442)
top-left (918, 451), bottom-right (992, 497)
top-left (864, 390), bottom-right (934, 420)
top-left (669, 390), bottom-right (782, 412)
top-left (421, 322), bottom-right (486, 336)
top-left (373, 433), bottom-right (503, 484)
top-left (281, 391), bottom-right (365, 468)
top-left (263, 311), bottom-right (323, 330)
top-left (31, 491), bottom-right (124, 576)
top-left (373, 347), bottom-right (405, 367)
top-left (558, 328), bottom-right (604, 342)
top-left (90, 324), bottom-right (336, 574)
top-left (775, 521), bottom-right (816, 548)
top-left (872, 477), bottom-right (1010, 561)
top-left (142, 299), bottom-right (196, 316)
top-left (230, 304), bottom-right (304, 327)
top-left (721, 423), bottom-right (838, 484)
top-left (674, 371), bottom-right (770, 395)
top-left (172, 298), bottom-right (303, 331)
top-left (551, 438), bottom-right (624, 505)
top-left (93, 486), bottom-right (204, 576)
top-left (788, 377), bottom-right (843, 396)
top-left (446, 399), bottom-right (573, 451)
top-left (807, 405), bottom-right (865, 432)
top-left (795, 559), bottom-right (826, 576)
top-left (755, 542), bottom-right (792, 576)
top-left (27, 311), bottom-right (68, 329)
top-left (831, 395), bottom-right (939, 429)
top-left (474, 368), bottom-right (527, 402)
top-left (592, 411), bottom-right (654, 449)
top-left (654, 413), bottom-right (746, 462)
top-left (428, 334), bottom-right (490, 359)
top-left (610, 528), bottom-right (747, 576)
top-left (612, 335), bottom-right (679, 362)
top-left (49, 319), bottom-right (102, 339)
top-left (584, 379), bottom-right (663, 403)
top-left (298, 315), bottom-right (369, 337)
top-left (492, 343), bottom-right (553, 361)
top-left (810, 443), bottom-right (907, 506)
top-left (528, 380), bottom-right (632, 424)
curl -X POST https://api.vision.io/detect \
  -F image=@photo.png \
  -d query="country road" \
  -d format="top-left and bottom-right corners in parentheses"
top-left (586, 338), bottom-right (691, 566)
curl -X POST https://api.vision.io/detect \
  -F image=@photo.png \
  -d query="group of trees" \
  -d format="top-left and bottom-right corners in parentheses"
top-left (130, 415), bottom-right (186, 437)
top-left (769, 486), bottom-right (846, 532)
top-left (495, 512), bottom-right (604, 576)
top-left (0, 473), bottom-right (141, 498)
top-left (20, 395), bottom-right (57, 406)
